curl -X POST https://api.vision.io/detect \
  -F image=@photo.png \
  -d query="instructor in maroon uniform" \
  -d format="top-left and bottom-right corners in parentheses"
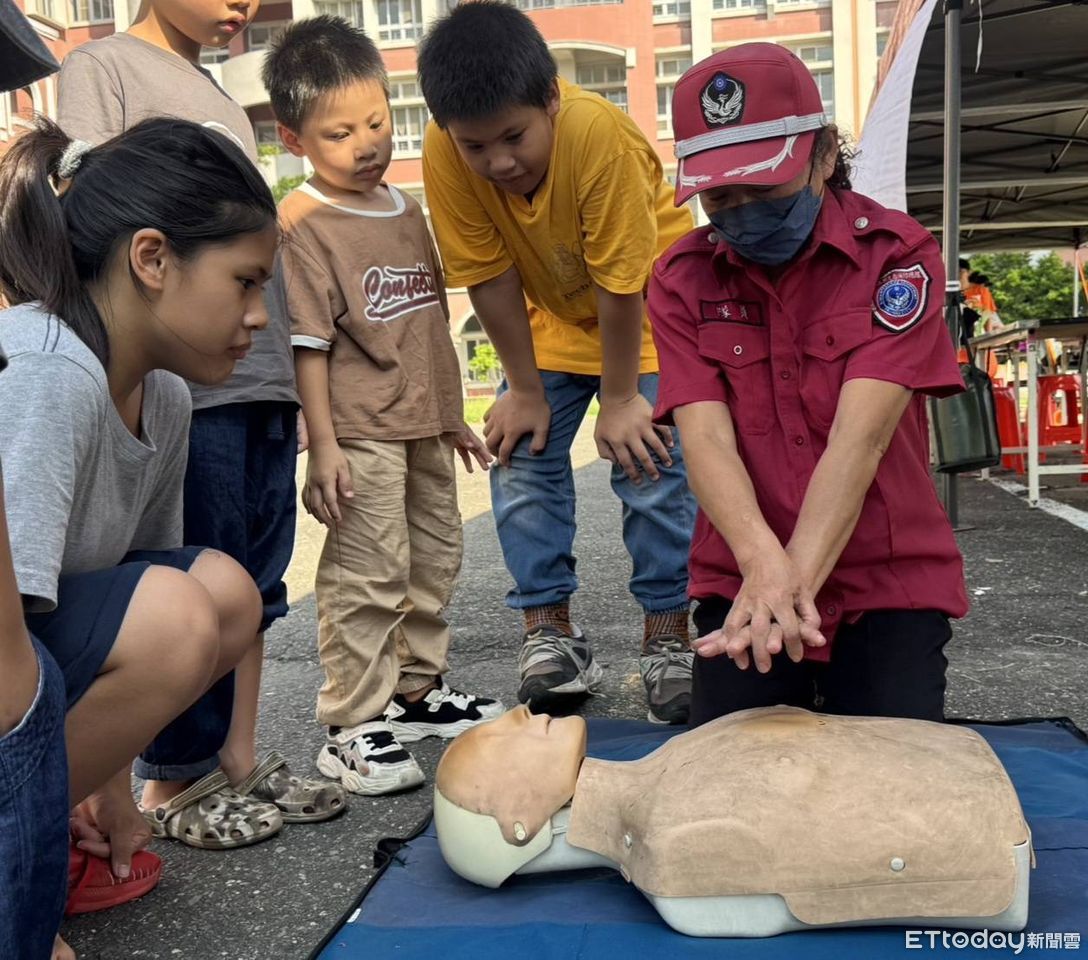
top-left (649, 43), bottom-right (968, 726)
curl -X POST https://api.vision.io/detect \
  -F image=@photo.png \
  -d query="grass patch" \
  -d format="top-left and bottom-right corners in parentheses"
top-left (463, 396), bottom-right (599, 425)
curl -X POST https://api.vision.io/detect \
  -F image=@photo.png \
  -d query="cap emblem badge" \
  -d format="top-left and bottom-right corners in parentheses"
top-left (701, 73), bottom-right (745, 128)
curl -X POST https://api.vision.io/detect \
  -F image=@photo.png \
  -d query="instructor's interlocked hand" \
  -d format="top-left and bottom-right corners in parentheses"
top-left (483, 388), bottom-right (552, 467)
top-left (594, 393), bottom-right (674, 485)
top-left (693, 545), bottom-right (825, 671)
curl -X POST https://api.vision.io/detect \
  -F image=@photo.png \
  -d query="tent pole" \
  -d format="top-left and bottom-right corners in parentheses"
top-left (939, 0), bottom-right (963, 525)
top-left (1075, 229), bottom-right (1082, 317)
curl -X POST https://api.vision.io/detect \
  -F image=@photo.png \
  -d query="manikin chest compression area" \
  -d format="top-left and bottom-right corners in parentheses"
top-left (433, 706), bottom-right (1032, 938)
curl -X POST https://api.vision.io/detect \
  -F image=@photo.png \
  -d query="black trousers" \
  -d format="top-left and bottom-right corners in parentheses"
top-left (690, 597), bottom-right (952, 728)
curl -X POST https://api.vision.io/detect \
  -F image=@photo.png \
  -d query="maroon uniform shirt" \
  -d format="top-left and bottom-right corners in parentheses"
top-left (649, 187), bottom-right (969, 660)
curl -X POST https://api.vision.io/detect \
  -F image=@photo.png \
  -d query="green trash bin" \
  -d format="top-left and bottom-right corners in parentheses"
top-left (930, 364), bottom-right (1002, 474)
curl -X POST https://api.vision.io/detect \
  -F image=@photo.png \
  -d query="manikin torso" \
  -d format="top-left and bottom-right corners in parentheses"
top-left (436, 708), bottom-right (1031, 938)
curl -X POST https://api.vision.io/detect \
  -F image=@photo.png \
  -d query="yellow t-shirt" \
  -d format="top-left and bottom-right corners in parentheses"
top-left (423, 79), bottom-right (693, 375)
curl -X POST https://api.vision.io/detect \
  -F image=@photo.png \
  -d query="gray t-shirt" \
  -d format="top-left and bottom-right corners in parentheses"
top-left (56, 32), bottom-right (297, 411)
top-left (0, 304), bottom-right (192, 613)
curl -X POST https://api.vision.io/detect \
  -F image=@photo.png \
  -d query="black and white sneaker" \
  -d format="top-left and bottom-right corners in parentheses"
top-left (384, 682), bottom-right (505, 743)
top-left (517, 624), bottom-right (604, 713)
top-left (315, 721), bottom-right (424, 796)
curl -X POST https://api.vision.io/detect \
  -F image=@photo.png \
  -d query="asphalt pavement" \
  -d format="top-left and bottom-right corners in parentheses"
top-left (62, 441), bottom-right (1088, 960)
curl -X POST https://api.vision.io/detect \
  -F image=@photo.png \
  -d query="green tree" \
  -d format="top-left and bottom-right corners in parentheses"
top-left (467, 342), bottom-right (502, 381)
top-left (968, 251), bottom-right (1075, 322)
top-left (272, 174), bottom-right (306, 204)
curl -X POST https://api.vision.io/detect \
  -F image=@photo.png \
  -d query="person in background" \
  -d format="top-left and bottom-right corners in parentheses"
top-left (55, 0), bottom-right (343, 836)
top-left (965, 271), bottom-right (1002, 332)
top-left (418, 2), bottom-right (697, 724)
top-left (263, 17), bottom-right (503, 796)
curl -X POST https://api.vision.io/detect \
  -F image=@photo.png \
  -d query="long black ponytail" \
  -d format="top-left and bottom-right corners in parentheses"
top-left (0, 117), bottom-right (276, 367)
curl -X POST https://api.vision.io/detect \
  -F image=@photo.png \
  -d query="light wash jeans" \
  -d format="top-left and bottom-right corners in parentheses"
top-left (490, 372), bottom-right (695, 614)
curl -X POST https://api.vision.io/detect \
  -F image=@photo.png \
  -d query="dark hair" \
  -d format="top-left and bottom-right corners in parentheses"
top-left (816, 126), bottom-right (855, 191)
top-left (0, 117), bottom-right (275, 367)
top-left (959, 258), bottom-right (971, 272)
top-left (417, 1), bottom-right (557, 128)
top-left (968, 270), bottom-right (990, 286)
top-left (262, 16), bottom-right (388, 132)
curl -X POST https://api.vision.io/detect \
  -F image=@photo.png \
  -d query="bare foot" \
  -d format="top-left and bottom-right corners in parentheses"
top-left (53, 934), bottom-right (76, 960)
top-left (140, 778), bottom-right (192, 810)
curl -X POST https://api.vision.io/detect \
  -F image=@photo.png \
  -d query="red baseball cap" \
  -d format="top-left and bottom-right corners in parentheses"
top-left (671, 43), bottom-right (829, 206)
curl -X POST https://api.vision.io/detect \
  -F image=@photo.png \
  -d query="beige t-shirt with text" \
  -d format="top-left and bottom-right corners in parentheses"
top-left (280, 183), bottom-right (464, 441)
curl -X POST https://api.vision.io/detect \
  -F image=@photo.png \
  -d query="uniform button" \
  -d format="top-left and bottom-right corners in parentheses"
top-left (707, 232), bottom-right (719, 244)
top-left (780, 370), bottom-right (791, 380)
top-left (826, 604), bottom-right (837, 616)
top-left (733, 344), bottom-right (743, 355)
top-left (854, 216), bottom-right (870, 229)
top-left (825, 335), bottom-right (835, 346)
top-left (794, 436), bottom-right (805, 446)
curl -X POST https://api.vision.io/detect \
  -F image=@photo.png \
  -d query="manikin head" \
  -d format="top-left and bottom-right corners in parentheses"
top-left (434, 706), bottom-right (586, 887)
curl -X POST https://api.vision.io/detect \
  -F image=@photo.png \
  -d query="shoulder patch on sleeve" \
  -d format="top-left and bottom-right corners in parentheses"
top-left (873, 263), bottom-right (930, 333)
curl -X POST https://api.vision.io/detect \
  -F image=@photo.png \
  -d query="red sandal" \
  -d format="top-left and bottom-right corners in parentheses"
top-left (65, 843), bottom-right (162, 916)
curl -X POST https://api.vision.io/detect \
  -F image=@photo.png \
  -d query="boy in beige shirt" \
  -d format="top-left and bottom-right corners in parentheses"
top-left (264, 16), bottom-right (503, 795)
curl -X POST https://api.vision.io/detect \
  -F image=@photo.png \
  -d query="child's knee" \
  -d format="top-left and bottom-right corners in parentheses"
top-left (189, 549), bottom-right (263, 641)
top-left (128, 567), bottom-right (220, 697)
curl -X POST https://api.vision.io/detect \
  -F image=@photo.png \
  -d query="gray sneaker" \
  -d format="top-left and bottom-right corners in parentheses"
top-left (518, 624), bottom-right (604, 713)
top-left (640, 634), bottom-right (693, 724)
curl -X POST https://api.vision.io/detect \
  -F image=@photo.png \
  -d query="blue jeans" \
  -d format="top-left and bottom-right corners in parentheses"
top-left (0, 638), bottom-right (68, 960)
top-left (490, 372), bottom-right (695, 613)
top-left (133, 403), bottom-right (298, 783)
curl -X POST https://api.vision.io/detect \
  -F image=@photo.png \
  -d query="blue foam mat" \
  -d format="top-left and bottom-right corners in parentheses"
top-left (316, 719), bottom-right (1088, 959)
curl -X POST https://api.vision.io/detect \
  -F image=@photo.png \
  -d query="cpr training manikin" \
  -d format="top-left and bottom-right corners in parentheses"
top-left (433, 706), bottom-right (1032, 937)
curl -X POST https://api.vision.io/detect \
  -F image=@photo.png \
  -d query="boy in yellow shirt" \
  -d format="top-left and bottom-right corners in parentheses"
top-left (419, 1), bottom-right (696, 723)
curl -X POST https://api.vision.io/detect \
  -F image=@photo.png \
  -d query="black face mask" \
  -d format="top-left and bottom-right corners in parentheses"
top-left (709, 185), bottom-right (824, 266)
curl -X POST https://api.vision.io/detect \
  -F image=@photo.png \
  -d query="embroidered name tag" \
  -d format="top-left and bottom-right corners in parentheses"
top-left (700, 299), bottom-right (763, 326)
top-left (872, 264), bottom-right (930, 333)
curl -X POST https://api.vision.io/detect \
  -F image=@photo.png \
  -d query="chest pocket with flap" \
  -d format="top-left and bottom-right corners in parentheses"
top-left (696, 322), bottom-right (774, 434)
top-left (800, 309), bottom-right (874, 427)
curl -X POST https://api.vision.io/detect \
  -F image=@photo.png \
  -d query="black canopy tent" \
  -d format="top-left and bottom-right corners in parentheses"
top-left (906, 0), bottom-right (1088, 254)
top-left (857, 0), bottom-right (1088, 523)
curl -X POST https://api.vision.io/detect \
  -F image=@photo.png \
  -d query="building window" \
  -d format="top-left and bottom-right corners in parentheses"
top-left (793, 42), bottom-right (833, 64)
top-left (400, 185), bottom-right (429, 214)
top-left (575, 60), bottom-right (628, 113)
top-left (389, 75), bottom-right (429, 155)
top-left (655, 53), bottom-right (691, 137)
top-left (247, 21), bottom-right (288, 53)
top-left (28, 0), bottom-right (57, 21)
top-left (514, 0), bottom-right (621, 6)
top-left (69, 0), bottom-right (112, 23)
top-left (314, 0), bottom-right (365, 26)
top-left (377, 0), bottom-right (423, 43)
top-left (782, 42), bottom-right (833, 115)
top-left (199, 47), bottom-right (231, 65)
top-left (392, 104), bottom-right (428, 154)
top-left (254, 121), bottom-right (281, 147)
top-left (876, 32), bottom-right (889, 57)
top-left (389, 78), bottom-right (420, 101)
top-left (652, 0), bottom-right (690, 16)
top-left (813, 69), bottom-right (834, 114)
top-left (712, 0), bottom-right (760, 10)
